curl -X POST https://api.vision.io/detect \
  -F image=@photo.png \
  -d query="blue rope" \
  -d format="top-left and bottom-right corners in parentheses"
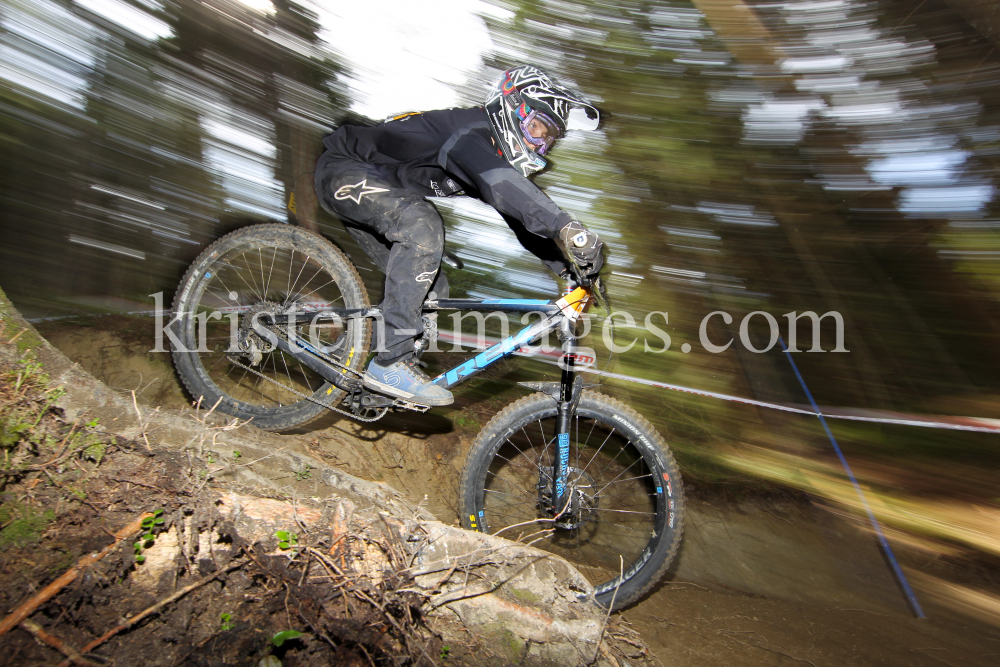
top-left (778, 336), bottom-right (926, 619)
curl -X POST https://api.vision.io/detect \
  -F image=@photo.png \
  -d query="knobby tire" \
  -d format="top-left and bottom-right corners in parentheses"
top-left (170, 224), bottom-right (370, 431)
top-left (460, 390), bottom-right (684, 610)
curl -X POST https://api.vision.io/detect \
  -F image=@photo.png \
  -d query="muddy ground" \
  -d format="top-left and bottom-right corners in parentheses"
top-left (16, 314), bottom-right (1000, 666)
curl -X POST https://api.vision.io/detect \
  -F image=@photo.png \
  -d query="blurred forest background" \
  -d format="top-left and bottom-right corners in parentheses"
top-left (3, 0), bottom-right (1000, 554)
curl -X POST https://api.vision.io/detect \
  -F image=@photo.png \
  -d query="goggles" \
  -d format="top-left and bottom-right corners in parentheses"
top-left (519, 110), bottom-right (560, 155)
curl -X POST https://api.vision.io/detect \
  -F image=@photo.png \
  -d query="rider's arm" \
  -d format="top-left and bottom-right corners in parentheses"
top-left (442, 129), bottom-right (573, 239)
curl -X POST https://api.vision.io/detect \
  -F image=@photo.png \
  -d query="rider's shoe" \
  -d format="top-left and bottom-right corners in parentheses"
top-left (363, 357), bottom-right (454, 407)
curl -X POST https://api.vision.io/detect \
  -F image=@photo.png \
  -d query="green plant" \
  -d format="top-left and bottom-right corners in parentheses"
top-left (232, 451), bottom-right (242, 460)
top-left (220, 612), bottom-right (234, 631)
top-left (453, 414), bottom-right (480, 430)
top-left (0, 505), bottom-right (55, 548)
top-left (274, 530), bottom-right (298, 550)
top-left (32, 387), bottom-right (65, 428)
top-left (83, 441), bottom-right (106, 465)
top-left (440, 645), bottom-right (451, 661)
top-left (0, 417), bottom-right (30, 449)
top-left (134, 509), bottom-right (165, 563)
top-left (12, 354), bottom-right (43, 393)
top-left (271, 630), bottom-right (303, 648)
top-left (293, 464), bottom-right (313, 481)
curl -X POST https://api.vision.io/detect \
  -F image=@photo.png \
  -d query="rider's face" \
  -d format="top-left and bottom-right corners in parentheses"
top-left (525, 117), bottom-right (554, 153)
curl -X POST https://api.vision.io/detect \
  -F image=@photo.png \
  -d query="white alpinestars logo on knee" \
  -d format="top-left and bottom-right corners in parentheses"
top-left (334, 179), bottom-right (390, 204)
top-left (415, 271), bottom-right (435, 285)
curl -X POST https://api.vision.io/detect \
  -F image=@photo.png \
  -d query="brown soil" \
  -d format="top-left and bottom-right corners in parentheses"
top-left (18, 314), bottom-right (1000, 666)
top-left (0, 335), bottom-right (442, 666)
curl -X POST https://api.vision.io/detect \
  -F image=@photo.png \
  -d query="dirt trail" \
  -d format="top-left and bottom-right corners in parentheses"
top-left (34, 314), bottom-right (1000, 666)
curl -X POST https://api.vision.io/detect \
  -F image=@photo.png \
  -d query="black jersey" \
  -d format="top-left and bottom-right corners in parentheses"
top-left (321, 107), bottom-right (573, 239)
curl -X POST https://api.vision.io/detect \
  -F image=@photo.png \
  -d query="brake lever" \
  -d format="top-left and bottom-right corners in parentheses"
top-left (564, 255), bottom-right (611, 316)
top-left (565, 254), bottom-right (592, 288)
top-left (591, 276), bottom-right (611, 316)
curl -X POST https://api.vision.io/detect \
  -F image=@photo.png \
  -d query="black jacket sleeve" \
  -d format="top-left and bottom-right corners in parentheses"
top-left (441, 127), bottom-right (573, 239)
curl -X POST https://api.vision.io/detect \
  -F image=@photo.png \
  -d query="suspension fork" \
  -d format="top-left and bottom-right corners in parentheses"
top-left (552, 316), bottom-right (578, 519)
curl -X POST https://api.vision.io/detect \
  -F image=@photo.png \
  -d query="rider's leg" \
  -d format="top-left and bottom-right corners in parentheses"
top-left (343, 224), bottom-right (450, 302)
top-left (315, 157), bottom-right (452, 405)
top-left (359, 208), bottom-right (452, 405)
top-left (376, 202), bottom-right (444, 360)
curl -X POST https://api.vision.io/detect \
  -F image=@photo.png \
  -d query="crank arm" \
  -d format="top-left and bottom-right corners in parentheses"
top-left (343, 390), bottom-right (431, 415)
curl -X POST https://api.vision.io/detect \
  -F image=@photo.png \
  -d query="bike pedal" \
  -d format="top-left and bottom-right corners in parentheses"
top-left (392, 399), bottom-right (431, 413)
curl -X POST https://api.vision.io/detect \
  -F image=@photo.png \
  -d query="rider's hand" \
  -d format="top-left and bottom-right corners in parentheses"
top-left (558, 220), bottom-right (604, 276)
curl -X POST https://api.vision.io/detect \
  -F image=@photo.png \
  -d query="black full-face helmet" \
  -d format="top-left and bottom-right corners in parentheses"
top-left (484, 65), bottom-right (600, 177)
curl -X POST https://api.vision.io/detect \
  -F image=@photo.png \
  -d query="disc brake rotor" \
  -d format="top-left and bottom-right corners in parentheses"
top-left (537, 466), bottom-right (600, 530)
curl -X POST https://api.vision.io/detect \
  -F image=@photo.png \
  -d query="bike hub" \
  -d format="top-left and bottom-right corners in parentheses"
top-left (537, 466), bottom-right (599, 530)
top-left (237, 302), bottom-right (283, 366)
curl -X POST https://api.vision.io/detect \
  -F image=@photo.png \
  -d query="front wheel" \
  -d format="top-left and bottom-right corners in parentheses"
top-left (459, 391), bottom-right (684, 610)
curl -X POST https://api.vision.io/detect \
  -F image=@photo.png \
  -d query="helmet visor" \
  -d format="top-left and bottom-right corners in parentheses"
top-left (519, 111), bottom-right (560, 155)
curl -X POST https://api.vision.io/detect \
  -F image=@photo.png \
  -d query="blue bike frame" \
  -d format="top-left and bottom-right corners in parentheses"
top-left (423, 288), bottom-right (591, 517)
top-left (262, 287), bottom-right (591, 517)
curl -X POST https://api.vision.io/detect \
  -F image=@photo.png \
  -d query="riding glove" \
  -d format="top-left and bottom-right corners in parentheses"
top-left (558, 220), bottom-right (604, 275)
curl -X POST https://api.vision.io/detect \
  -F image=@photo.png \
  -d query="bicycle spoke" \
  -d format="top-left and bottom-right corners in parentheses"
top-left (469, 399), bottom-right (680, 611)
top-left (581, 428), bottom-right (615, 475)
top-left (240, 252), bottom-right (264, 301)
top-left (264, 246), bottom-right (277, 297)
top-left (294, 262), bottom-right (325, 300)
top-left (295, 277), bottom-right (342, 303)
top-left (287, 251), bottom-right (309, 297)
top-left (232, 257), bottom-right (264, 303)
top-left (593, 457), bottom-right (645, 499)
top-left (501, 437), bottom-right (545, 475)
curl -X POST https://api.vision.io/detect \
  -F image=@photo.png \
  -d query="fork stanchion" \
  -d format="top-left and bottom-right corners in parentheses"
top-left (552, 316), bottom-right (577, 519)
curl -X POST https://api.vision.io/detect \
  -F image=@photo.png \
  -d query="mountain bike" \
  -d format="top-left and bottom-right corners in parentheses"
top-left (169, 223), bottom-right (684, 609)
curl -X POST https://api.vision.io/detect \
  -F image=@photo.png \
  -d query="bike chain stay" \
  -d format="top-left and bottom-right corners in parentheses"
top-left (229, 320), bottom-right (431, 422)
top-left (225, 354), bottom-right (389, 422)
top-left (225, 354), bottom-right (430, 421)
top-left (260, 317), bottom-right (365, 382)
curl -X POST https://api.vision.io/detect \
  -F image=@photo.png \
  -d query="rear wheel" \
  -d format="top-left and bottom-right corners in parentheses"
top-left (170, 224), bottom-right (370, 431)
top-left (459, 390), bottom-right (684, 610)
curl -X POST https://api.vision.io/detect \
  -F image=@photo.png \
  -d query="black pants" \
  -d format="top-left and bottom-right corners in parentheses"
top-left (315, 154), bottom-right (448, 362)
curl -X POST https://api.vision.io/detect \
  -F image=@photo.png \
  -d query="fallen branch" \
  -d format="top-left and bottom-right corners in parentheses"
top-left (592, 556), bottom-right (624, 666)
top-left (131, 390), bottom-right (151, 451)
top-left (59, 559), bottom-right (248, 667)
top-left (0, 512), bottom-right (152, 639)
top-left (20, 619), bottom-right (99, 667)
top-left (5, 327), bottom-right (27, 345)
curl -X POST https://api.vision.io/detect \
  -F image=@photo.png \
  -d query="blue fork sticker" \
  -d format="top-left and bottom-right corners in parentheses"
top-left (556, 433), bottom-right (570, 498)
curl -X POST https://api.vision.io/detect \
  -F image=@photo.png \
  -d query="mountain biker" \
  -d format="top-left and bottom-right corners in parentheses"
top-left (315, 64), bottom-right (603, 407)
